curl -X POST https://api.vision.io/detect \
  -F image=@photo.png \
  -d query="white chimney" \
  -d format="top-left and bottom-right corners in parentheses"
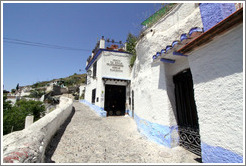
top-left (99, 36), bottom-right (105, 49)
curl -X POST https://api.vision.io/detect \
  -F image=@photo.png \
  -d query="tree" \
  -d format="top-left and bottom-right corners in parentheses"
top-left (16, 83), bottom-right (19, 91)
top-left (126, 33), bottom-right (138, 68)
top-left (29, 89), bottom-right (45, 98)
top-left (3, 90), bottom-right (9, 94)
top-left (3, 99), bottom-right (45, 135)
top-left (126, 33), bottom-right (137, 55)
top-left (11, 89), bottom-right (16, 93)
top-left (3, 95), bottom-right (12, 113)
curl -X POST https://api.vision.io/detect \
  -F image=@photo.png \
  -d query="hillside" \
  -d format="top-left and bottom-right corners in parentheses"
top-left (30, 73), bottom-right (86, 89)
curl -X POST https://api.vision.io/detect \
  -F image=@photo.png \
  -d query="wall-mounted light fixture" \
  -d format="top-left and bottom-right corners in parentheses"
top-left (87, 69), bottom-right (92, 77)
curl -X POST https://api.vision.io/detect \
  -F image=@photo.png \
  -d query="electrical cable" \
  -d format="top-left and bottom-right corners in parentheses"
top-left (3, 37), bottom-right (91, 52)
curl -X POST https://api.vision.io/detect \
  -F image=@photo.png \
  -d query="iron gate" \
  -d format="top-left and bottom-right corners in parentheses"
top-left (173, 69), bottom-right (201, 156)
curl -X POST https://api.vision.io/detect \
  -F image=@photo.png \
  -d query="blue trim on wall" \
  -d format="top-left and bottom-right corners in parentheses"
top-left (80, 100), bottom-right (107, 117)
top-left (173, 51), bottom-right (188, 57)
top-left (199, 3), bottom-right (236, 32)
top-left (85, 49), bottom-right (131, 71)
top-left (160, 58), bottom-right (175, 64)
top-left (201, 142), bottom-right (243, 163)
top-left (132, 112), bottom-right (178, 148)
top-left (128, 109), bottom-right (133, 117)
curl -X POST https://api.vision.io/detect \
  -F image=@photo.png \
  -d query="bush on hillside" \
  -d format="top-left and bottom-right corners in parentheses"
top-left (3, 98), bottom-right (45, 135)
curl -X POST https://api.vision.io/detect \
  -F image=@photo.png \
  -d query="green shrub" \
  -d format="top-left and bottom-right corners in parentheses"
top-left (130, 55), bottom-right (136, 68)
top-left (28, 89), bottom-right (45, 98)
top-left (126, 33), bottom-right (138, 68)
top-left (3, 99), bottom-right (45, 135)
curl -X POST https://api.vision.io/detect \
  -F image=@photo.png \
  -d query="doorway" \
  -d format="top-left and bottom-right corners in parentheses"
top-left (104, 85), bottom-right (126, 116)
top-left (173, 68), bottom-right (201, 156)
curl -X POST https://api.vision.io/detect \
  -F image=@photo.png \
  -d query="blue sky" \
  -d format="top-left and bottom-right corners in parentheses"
top-left (3, 2), bottom-right (161, 91)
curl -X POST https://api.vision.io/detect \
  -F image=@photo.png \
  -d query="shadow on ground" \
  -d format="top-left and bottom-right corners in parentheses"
top-left (44, 107), bottom-right (75, 163)
top-left (194, 157), bottom-right (202, 163)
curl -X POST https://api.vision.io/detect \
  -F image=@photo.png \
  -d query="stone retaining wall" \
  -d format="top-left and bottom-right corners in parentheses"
top-left (3, 96), bottom-right (73, 163)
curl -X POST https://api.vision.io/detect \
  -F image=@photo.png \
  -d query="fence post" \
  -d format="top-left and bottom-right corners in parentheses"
top-left (25, 115), bottom-right (34, 129)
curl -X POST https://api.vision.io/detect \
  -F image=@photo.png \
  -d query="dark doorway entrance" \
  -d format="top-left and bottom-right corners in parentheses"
top-left (91, 89), bottom-right (96, 104)
top-left (104, 85), bottom-right (126, 116)
top-left (173, 68), bottom-right (201, 156)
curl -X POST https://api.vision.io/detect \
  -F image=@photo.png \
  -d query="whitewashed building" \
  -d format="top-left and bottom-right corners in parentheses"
top-left (83, 37), bottom-right (132, 116)
top-left (82, 3), bottom-right (244, 163)
top-left (129, 3), bottom-right (243, 163)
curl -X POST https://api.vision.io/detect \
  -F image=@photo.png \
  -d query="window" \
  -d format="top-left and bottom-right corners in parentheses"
top-left (93, 61), bottom-right (97, 78)
top-left (92, 89), bottom-right (96, 104)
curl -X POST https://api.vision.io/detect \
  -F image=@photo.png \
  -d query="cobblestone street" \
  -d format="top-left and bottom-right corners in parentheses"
top-left (45, 101), bottom-right (200, 163)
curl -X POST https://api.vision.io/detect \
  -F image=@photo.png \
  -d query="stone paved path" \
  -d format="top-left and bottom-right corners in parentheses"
top-left (45, 101), bottom-right (200, 163)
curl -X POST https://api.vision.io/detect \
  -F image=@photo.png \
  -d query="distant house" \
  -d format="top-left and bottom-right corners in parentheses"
top-left (14, 86), bottom-right (32, 97)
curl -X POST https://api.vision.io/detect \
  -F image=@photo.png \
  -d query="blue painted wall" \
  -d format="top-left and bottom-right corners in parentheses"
top-left (199, 3), bottom-right (236, 32)
top-left (127, 110), bottom-right (179, 148)
top-left (127, 109), bottom-right (133, 117)
top-left (201, 142), bottom-right (243, 163)
top-left (80, 100), bottom-right (107, 117)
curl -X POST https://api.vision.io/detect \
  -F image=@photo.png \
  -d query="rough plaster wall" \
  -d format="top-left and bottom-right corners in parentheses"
top-left (188, 24), bottom-right (243, 156)
top-left (220, 3), bottom-right (236, 18)
top-left (3, 97), bottom-right (73, 163)
top-left (199, 3), bottom-right (236, 32)
top-left (131, 3), bottom-right (203, 126)
top-left (131, 61), bottom-right (175, 125)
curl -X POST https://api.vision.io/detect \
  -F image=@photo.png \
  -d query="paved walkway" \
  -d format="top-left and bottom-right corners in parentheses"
top-left (45, 101), bottom-right (200, 163)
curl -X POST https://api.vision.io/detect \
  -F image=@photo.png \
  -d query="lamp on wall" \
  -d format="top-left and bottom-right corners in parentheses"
top-left (87, 69), bottom-right (92, 77)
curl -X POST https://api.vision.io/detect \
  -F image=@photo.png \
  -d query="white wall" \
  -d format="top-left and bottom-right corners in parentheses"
top-left (79, 85), bottom-right (85, 97)
top-left (3, 97), bottom-right (73, 163)
top-left (131, 3), bottom-right (203, 126)
top-left (84, 58), bottom-right (98, 104)
top-left (101, 51), bottom-right (131, 79)
top-left (188, 24), bottom-right (243, 156)
top-left (96, 53), bottom-right (104, 108)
